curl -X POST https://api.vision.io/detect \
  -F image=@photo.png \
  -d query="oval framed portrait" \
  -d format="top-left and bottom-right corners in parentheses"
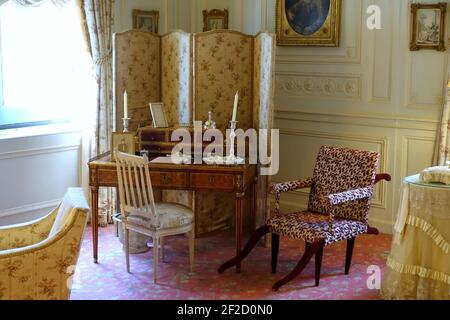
top-left (276, 0), bottom-right (341, 46)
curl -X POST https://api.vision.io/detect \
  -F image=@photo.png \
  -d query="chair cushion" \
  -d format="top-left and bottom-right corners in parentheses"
top-left (267, 211), bottom-right (368, 245)
top-left (126, 202), bottom-right (194, 230)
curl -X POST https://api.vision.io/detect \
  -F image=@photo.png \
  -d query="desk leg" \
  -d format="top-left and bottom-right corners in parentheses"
top-left (235, 193), bottom-right (244, 273)
top-left (90, 186), bottom-right (99, 264)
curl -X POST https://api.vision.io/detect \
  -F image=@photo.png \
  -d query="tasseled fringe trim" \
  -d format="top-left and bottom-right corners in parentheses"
top-left (406, 215), bottom-right (450, 254)
top-left (386, 257), bottom-right (450, 285)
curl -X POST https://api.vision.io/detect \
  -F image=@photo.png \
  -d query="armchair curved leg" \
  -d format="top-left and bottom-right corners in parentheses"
top-left (218, 225), bottom-right (270, 274)
top-left (271, 233), bottom-right (280, 274)
top-left (272, 240), bottom-right (325, 292)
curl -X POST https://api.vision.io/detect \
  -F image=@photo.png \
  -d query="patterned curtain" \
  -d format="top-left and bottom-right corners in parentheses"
top-left (434, 82), bottom-right (450, 166)
top-left (79, 0), bottom-right (116, 226)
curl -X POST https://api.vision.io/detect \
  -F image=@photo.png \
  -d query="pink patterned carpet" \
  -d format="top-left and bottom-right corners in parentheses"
top-left (70, 226), bottom-right (391, 300)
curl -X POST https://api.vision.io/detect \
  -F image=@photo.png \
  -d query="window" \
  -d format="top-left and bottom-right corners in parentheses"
top-left (0, 0), bottom-right (93, 129)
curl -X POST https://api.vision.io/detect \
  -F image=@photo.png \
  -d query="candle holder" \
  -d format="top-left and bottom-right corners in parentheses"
top-left (228, 121), bottom-right (238, 161)
top-left (122, 118), bottom-right (131, 133)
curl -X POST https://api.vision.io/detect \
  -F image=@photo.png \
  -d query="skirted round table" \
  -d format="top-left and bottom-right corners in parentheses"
top-left (381, 174), bottom-right (450, 300)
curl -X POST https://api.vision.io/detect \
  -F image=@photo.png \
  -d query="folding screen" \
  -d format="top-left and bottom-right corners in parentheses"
top-left (113, 30), bottom-right (161, 132)
top-left (113, 29), bottom-right (275, 235)
top-left (161, 31), bottom-right (192, 127)
top-left (193, 31), bottom-right (254, 130)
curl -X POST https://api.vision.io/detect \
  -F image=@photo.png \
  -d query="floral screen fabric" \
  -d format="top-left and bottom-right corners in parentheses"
top-left (114, 31), bottom-right (161, 132)
top-left (161, 31), bottom-right (192, 126)
top-left (194, 31), bottom-right (254, 131)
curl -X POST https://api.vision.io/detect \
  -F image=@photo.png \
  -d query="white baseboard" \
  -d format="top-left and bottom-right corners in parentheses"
top-left (0, 199), bottom-right (61, 219)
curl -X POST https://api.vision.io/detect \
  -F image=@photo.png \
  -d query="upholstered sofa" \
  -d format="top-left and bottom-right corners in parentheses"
top-left (0, 188), bottom-right (89, 300)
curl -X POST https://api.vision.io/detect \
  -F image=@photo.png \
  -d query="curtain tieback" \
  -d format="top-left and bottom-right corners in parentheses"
top-left (94, 50), bottom-right (112, 66)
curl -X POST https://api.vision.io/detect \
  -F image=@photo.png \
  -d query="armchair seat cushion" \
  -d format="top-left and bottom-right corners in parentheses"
top-left (126, 202), bottom-right (194, 230)
top-left (267, 211), bottom-right (368, 245)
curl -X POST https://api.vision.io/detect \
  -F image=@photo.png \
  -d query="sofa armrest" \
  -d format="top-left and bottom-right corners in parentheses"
top-left (0, 207), bottom-right (58, 251)
top-left (0, 208), bottom-right (88, 300)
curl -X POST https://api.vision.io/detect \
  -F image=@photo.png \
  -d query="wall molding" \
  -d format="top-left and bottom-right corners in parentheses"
top-left (275, 109), bottom-right (439, 132)
top-left (0, 144), bottom-right (80, 161)
top-left (276, 72), bottom-right (361, 101)
top-left (0, 199), bottom-right (61, 219)
top-left (278, 128), bottom-right (388, 209)
top-left (367, 0), bottom-right (394, 104)
top-left (400, 135), bottom-right (436, 179)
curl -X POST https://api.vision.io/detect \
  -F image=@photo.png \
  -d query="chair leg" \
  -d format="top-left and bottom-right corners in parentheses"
top-left (124, 228), bottom-right (130, 273)
top-left (153, 237), bottom-right (159, 284)
top-left (218, 225), bottom-right (270, 274)
top-left (189, 229), bottom-right (195, 273)
top-left (315, 246), bottom-right (323, 287)
top-left (345, 238), bottom-right (355, 275)
top-left (271, 233), bottom-right (280, 274)
top-left (160, 237), bottom-right (165, 263)
top-left (272, 240), bottom-right (324, 292)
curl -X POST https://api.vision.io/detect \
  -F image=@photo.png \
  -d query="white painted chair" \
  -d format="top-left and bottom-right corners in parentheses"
top-left (115, 150), bottom-right (195, 283)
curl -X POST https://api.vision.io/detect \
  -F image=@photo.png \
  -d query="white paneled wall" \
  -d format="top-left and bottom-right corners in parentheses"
top-left (165, 0), bottom-right (448, 234)
top-left (0, 128), bottom-right (82, 225)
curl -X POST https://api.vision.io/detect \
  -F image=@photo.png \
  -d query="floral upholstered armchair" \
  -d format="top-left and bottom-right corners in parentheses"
top-left (0, 188), bottom-right (89, 300)
top-left (219, 146), bottom-right (391, 291)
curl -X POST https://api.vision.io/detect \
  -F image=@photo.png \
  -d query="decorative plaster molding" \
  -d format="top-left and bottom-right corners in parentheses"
top-left (274, 109), bottom-right (439, 131)
top-left (276, 74), bottom-right (361, 100)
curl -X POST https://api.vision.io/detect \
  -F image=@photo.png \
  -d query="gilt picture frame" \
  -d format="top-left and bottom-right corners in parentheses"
top-left (111, 132), bottom-right (136, 161)
top-left (276, 0), bottom-right (341, 46)
top-left (133, 9), bottom-right (159, 34)
top-left (410, 3), bottom-right (447, 52)
top-left (202, 9), bottom-right (229, 32)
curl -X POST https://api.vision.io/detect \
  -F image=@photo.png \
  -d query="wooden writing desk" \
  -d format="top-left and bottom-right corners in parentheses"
top-left (88, 153), bottom-right (257, 272)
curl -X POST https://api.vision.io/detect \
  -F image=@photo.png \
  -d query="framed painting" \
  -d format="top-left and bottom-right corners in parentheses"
top-left (133, 9), bottom-right (159, 34)
top-left (111, 132), bottom-right (136, 161)
top-left (410, 3), bottom-right (447, 52)
top-left (276, 0), bottom-right (341, 46)
top-left (149, 102), bottom-right (168, 128)
top-left (202, 9), bottom-right (229, 32)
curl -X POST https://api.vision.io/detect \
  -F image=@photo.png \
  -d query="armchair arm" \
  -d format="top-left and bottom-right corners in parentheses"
top-left (327, 186), bottom-right (374, 206)
top-left (0, 208), bottom-right (88, 300)
top-left (0, 207), bottom-right (58, 251)
top-left (269, 178), bottom-right (313, 216)
top-left (269, 177), bottom-right (314, 194)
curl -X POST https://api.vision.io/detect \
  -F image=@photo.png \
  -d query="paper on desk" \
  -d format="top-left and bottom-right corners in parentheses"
top-left (151, 155), bottom-right (190, 164)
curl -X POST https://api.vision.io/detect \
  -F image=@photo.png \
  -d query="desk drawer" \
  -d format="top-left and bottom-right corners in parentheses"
top-left (140, 130), bottom-right (166, 142)
top-left (190, 173), bottom-right (234, 190)
top-left (151, 172), bottom-right (187, 188)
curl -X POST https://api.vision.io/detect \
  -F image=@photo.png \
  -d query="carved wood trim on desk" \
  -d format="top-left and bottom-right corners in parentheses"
top-left (88, 155), bottom-right (257, 273)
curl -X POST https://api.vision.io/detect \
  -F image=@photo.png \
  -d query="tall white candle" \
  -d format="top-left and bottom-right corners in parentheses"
top-left (124, 90), bottom-right (128, 119)
top-left (232, 91), bottom-right (239, 122)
